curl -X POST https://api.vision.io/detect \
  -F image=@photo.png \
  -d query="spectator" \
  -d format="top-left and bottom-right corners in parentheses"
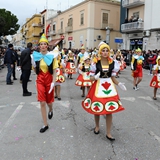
top-left (20, 42), bottom-right (33, 96)
top-left (4, 44), bottom-right (14, 85)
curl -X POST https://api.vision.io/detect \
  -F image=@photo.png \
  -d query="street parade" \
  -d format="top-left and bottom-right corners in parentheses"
top-left (0, 0), bottom-right (160, 160)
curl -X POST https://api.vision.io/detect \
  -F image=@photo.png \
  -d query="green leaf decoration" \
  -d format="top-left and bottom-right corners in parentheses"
top-left (102, 90), bottom-right (112, 95)
top-left (87, 99), bottom-right (90, 103)
top-left (108, 102), bottom-right (115, 106)
top-left (94, 102), bottom-right (100, 107)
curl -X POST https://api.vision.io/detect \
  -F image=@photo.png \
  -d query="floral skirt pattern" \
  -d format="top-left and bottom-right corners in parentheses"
top-left (150, 74), bottom-right (160, 88)
top-left (65, 62), bottom-right (76, 74)
top-left (56, 68), bottom-right (65, 83)
top-left (75, 72), bottom-right (93, 87)
top-left (82, 78), bottom-right (124, 115)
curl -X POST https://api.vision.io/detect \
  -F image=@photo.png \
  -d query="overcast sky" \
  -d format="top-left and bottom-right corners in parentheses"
top-left (1, 0), bottom-right (84, 26)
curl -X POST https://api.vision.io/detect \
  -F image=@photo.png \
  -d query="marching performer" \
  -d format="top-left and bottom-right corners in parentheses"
top-left (32, 34), bottom-right (58, 133)
top-left (150, 57), bottom-right (160, 100)
top-left (131, 48), bottom-right (144, 90)
top-left (65, 50), bottom-right (76, 79)
top-left (82, 43), bottom-right (126, 140)
top-left (54, 49), bottom-right (66, 100)
top-left (75, 55), bottom-right (93, 97)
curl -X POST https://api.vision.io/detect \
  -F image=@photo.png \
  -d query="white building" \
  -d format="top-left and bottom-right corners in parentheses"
top-left (121, 0), bottom-right (160, 51)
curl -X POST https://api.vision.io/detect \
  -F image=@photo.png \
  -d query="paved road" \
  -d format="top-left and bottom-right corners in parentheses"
top-left (0, 66), bottom-right (160, 160)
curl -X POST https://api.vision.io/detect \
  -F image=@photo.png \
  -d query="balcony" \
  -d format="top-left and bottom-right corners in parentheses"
top-left (58, 29), bottom-right (64, 35)
top-left (32, 33), bottom-right (40, 37)
top-left (49, 30), bottom-right (56, 36)
top-left (121, 21), bottom-right (144, 33)
top-left (65, 26), bottom-right (73, 33)
top-left (32, 23), bottom-right (40, 27)
top-left (122, 0), bottom-right (145, 8)
top-left (25, 27), bottom-right (28, 31)
top-left (101, 23), bottom-right (113, 30)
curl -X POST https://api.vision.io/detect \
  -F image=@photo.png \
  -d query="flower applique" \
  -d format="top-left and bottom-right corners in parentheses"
top-left (101, 82), bottom-right (112, 95)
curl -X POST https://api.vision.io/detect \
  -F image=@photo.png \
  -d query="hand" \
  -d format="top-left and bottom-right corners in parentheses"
top-left (118, 82), bottom-right (127, 91)
top-left (64, 73), bottom-right (68, 78)
top-left (131, 64), bottom-right (134, 70)
top-left (94, 72), bottom-right (100, 80)
top-left (48, 82), bottom-right (54, 94)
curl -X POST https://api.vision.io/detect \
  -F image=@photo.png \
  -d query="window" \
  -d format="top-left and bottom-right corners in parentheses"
top-left (80, 13), bottom-right (84, 25)
top-left (102, 13), bottom-right (108, 24)
top-left (133, 12), bottom-right (139, 18)
top-left (53, 24), bottom-right (56, 31)
top-left (61, 21), bottom-right (63, 29)
top-left (68, 18), bottom-right (73, 26)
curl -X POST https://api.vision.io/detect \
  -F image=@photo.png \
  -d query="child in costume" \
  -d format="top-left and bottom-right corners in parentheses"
top-left (82, 43), bottom-right (126, 140)
top-left (31, 34), bottom-right (58, 133)
top-left (75, 56), bottom-right (93, 97)
top-left (65, 50), bottom-right (76, 79)
top-left (150, 57), bottom-right (160, 100)
top-left (131, 48), bottom-right (144, 90)
top-left (54, 50), bottom-right (66, 100)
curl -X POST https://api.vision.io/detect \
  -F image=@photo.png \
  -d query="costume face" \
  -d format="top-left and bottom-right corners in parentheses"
top-left (81, 49), bottom-right (85, 54)
top-left (39, 42), bottom-right (48, 52)
top-left (85, 58), bottom-right (90, 64)
top-left (137, 51), bottom-right (142, 56)
top-left (101, 47), bottom-right (109, 58)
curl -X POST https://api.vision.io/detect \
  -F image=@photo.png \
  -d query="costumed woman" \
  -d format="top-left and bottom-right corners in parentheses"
top-left (75, 55), bottom-right (93, 97)
top-left (150, 56), bottom-right (160, 100)
top-left (131, 48), bottom-right (144, 90)
top-left (54, 49), bottom-right (66, 100)
top-left (32, 34), bottom-right (58, 133)
top-left (65, 50), bottom-right (76, 79)
top-left (82, 43), bottom-right (127, 140)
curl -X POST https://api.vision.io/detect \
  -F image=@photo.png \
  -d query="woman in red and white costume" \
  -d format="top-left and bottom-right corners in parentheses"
top-left (54, 50), bottom-right (66, 101)
top-left (65, 50), bottom-right (76, 79)
top-left (75, 56), bottom-right (93, 97)
top-left (32, 34), bottom-right (58, 133)
top-left (150, 56), bottom-right (160, 100)
top-left (82, 43), bottom-right (126, 140)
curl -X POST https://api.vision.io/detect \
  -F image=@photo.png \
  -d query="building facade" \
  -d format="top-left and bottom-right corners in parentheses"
top-left (21, 14), bottom-right (42, 47)
top-left (45, 0), bottom-right (121, 50)
top-left (121, 0), bottom-right (160, 50)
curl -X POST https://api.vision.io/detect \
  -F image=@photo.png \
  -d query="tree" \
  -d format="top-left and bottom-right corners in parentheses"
top-left (0, 9), bottom-right (20, 37)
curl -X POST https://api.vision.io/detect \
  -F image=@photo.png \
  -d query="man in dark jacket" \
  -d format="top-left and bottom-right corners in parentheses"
top-left (4, 44), bottom-right (14, 85)
top-left (20, 42), bottom-right (32, 96)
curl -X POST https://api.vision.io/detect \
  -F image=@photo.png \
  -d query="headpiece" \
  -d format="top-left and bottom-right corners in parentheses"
top-left (39, 34), bottom-right (48, 44)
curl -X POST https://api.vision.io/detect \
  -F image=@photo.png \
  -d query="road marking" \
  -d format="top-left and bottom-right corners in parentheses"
top-left (31, 101), bottom-right (70, 109)
top-left (0, 102), bottom-right (24, 140)
top-left (149, 131), bottom-right (160, 144)
top-left (146, 102), bottom-right (159, 112)
top-left (121, 97), bottom-right (135, 102)
top-left (138, 96), bottom-right (153, 101)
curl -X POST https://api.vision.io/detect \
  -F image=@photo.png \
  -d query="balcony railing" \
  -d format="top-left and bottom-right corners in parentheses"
top-left (101, 23), bottom-right (113, 30)
top-left (65, 26), bottom-right (73, 33)
top-left (58, 29), bottom-right (64, 35)
top-left (121, 21), bottom-right (144, 33)
top-left (32, 33), bottom-right (40, 37)
top-left (32, 23), bottom-right (40, 27)
top-left (122, 0), bottom-right (145, 8)
top-left (49, 30), bottom-right (56, 36)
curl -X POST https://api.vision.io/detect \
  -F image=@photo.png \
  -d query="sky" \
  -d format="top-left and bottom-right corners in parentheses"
top-left (1, 0), bottom-right (84, 27)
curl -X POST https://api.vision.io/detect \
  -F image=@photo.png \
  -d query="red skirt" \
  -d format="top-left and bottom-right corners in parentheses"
top-left (56, 68), bottom-right (65, 83)
top-left (150, 75), bottom-right (160, 88)
top-left (75, 72), bottom-right (93, 87)
top-left (36, 71), bottom-right (54, 103)
top-left (65, 62), bottom-right (76, 74)
top-left (82, 78), bottom-right (125, 115)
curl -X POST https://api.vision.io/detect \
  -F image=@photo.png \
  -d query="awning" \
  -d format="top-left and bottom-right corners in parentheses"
top-left (49, 38), bottom-right (62, 46)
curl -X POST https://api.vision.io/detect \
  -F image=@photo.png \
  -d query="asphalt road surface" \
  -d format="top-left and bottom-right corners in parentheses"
top-left (0, 66), bottom-right (160, 160)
